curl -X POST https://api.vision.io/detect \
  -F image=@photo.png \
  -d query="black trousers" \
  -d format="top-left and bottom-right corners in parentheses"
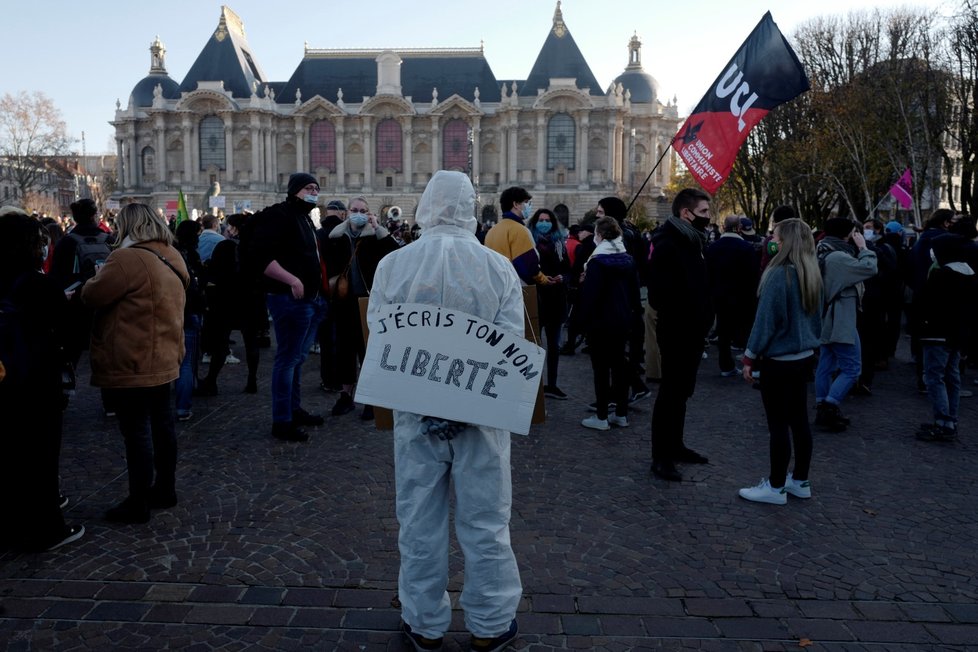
top-left (651, 337), bottom-right (703, 462)
top-left (105, 384), bottom-right (177, 501)
top-left (588, 337), bottom-right (630, 420)
top-left (758, 357), bottom-right (814, 487)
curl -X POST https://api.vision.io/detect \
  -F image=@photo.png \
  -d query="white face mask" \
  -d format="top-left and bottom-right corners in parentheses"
top-left (863, 229), bottom-right (876, 241)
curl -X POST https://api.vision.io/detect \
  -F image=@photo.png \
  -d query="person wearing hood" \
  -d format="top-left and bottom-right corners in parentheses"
top-left (369, 171), bottom-right (523, 652)
top-left (323, 196), bottom-right (399, 419)
top-left (646, 188), bottom-right (715, 482)
top-left (248, 173), bottom-right (328, 442)
top-left (574, 216), bottom-right (642, 431)
top-left (813, 217), bottom-right (877, 432)
top-left (914, 216), bottom-right (978, 442)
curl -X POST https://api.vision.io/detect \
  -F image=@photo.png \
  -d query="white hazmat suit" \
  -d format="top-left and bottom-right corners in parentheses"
top-left (368, 171), bottom-right (524, 640)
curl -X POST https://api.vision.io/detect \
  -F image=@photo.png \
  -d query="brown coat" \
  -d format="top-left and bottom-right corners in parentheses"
top-left (81, 241), bottom-right (188, 388)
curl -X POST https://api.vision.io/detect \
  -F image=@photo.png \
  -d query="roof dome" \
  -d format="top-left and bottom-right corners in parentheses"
top-left (131, 74), bottom-right (181, 107)
top-left (613, 33), bottom-right (660, 104)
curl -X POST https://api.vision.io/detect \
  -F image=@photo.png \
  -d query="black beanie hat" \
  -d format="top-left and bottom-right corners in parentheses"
top-left (599, 196), bottom-right (628, 222)
top-left (824, 217), bottom-right (856, 240)
top-left (287, 172), bottom-right (318, 196)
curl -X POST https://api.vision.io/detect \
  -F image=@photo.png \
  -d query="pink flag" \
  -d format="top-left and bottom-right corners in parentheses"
top-left (889, 168), bottom-right (912, 209)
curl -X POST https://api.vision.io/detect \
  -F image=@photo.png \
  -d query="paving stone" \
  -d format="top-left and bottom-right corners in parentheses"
top-left (560, 614), bottom-right (602, 636)
top-left (94, 583), bottom-right (151, 601)
top-left (248, 607), bottom-right (295, 627)
top-left (578, 596), bottom-right (684, 616)
top-left (784, 617), bottom-right (856, 642)
top-left (85, 602), bottom-right (151, 622)
top-left (187, 586), bottom-right (245, 603)
top-left (714, 617), bottom-right (789, 640)
top-left (239, 587), bottom-right (286, 605)
top-left (642, 617), bottom-right (719, 638)
top-left (183, 605), bottom-right (255, 625)
top-left (48, 582), bottom-right (101, 599)
top-left (144, 585), bottom-right (195, 602)
top-left (925, 623), bottom-right (978, 646)
top-left (341, 609), bottom-right (401, 630)
top-left (685, 598), bottom-right (753, 617)
top-left (143, 604), bottom-right (193, 623)
top-left (797, 601), bottom-right (860, 620)
top-left (39, 600), bottom-right (94, 620)
top-left (846, 620), bottom-right (937, 644)
top-left (289, 608), bottom-right (343, 628)
top-left (282, 588), bottom-right (336, 607)
top-left (532, 595), bottom-right (577, 613)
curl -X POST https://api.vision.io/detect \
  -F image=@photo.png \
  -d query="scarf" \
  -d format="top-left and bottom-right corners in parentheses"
top-left (584, 236), bottom-right (625, 272)
top-left (667, 215), bottom-right (707, 250)
top-left (816, 235), bottom-right (857, 259)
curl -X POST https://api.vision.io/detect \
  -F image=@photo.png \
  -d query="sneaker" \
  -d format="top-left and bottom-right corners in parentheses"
top-left (720, 368), bottom-right (742, 378)
top-left (401, 620), bottom-right (443, 651)
top-left (608, 414), bottom-right (629, 427)
top-left (738, 478), bottom-right (787, 505)
top-left (224, 353), bottom-right (241, 364)
top-left (543, 385), bottom-right (568, 400)
top-left (651, 459), bottom-right (682, 482)
top-left (917, 423), bottom-right (956, 442)
top-left (293, 408), bottom-right (325, 427)
top-left (148, 486), bottom-right (178, 509)
top-left (587, 401), bottom-right (615, 412)
top-left (59, 493), bottom-right (69, 509)
top-left (272, 422), bottom-right (309, 442)
top-left (581, 415), bottom-right (610, 431)
top-left (201, 353), bottom-right (211, 364)
top-left (46, 524), bottom-right (85, 551)
top-left (470, 619), bottom-right (518, 652)
top-left (177, 411), bottom-right (193, 422)
top-left (309, 343), bottom-right (321, 355)
top-left (331, 392), bottom-right (355, 416)
top-left (960, 389), bottom-right (974, 398)
top-left (784, 473), bottom-right (812, 499)
top-left (320, 381), bottom-right (341, 393)
top-left (629, 388), bottom-right (651, 404)
top-left (103, 410), bottom-right (117, 418)
top-left (814, 402), bottom-right (847, 432)
top-left (851, 382), bottom-right (872, 396)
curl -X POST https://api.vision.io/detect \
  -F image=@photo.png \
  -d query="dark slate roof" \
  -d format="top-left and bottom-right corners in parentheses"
top-left (613, 70), bottom-right (660, 104)
top-left (179, 8), bottom-right (267, 99)
top-left (522, 21), bottom-right (603, 96)
top-left (276, 51), bottom-right (501, 105)
top-left (131, 74), bottom-right (181, 107)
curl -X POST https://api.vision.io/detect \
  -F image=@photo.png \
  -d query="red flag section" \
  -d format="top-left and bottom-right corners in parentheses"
top-left (673, 12), bottom-right (809, 194)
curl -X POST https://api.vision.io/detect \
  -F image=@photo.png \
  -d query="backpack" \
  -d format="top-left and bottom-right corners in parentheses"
top-left (67, 231), bottom-right (111, 282)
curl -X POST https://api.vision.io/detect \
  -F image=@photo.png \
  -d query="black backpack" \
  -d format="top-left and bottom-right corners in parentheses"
top-left (67, 231), bottom-right (111, 282)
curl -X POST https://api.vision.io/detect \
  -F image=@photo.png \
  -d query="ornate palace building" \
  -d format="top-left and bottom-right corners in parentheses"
top-left (112, 3), bottom-right (681, 220)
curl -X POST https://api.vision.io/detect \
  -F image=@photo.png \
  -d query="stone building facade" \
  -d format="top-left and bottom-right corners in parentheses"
top-left (112, 3), bottom-right (681, 221)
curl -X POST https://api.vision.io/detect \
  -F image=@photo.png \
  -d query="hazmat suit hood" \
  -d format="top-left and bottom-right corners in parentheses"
top-left (415, 170), bottom-right (477, 233)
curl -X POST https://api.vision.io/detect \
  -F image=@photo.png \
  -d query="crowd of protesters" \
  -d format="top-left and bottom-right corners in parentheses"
top-left (2, 175), bottom-right (976, 650)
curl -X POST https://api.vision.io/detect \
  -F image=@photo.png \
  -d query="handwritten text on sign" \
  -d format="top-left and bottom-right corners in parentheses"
top-left (354, 304), bottom-right (544, 435)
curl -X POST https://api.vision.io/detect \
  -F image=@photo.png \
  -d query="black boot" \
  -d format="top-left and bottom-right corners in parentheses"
top-left (105, 496), bottom-right (151, 524)
top-left (272, 421), bottom-right (309, 442)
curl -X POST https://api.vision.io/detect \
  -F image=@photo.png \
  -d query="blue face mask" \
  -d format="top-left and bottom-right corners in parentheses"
top-left (536, 221), bottom-right (553, 235)
top-left (303, 193), bottom-right (319, 204)
top-left (522, 203), bottom-right (533, 220)
top-left (349, 213), bottom-right (368, 227)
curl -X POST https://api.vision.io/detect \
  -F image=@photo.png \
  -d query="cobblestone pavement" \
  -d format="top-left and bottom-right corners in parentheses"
top-left (1, 331), bottom-right (976, 651)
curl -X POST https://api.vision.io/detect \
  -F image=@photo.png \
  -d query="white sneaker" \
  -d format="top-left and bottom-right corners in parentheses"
top-left (608, 414), bottom-right (629, 427)
top-left (581, 416), bottom-right (610, 431)
top-left (309, 343), bottom-right (321, 354)
top-left (738, 478), bottom-right (787, 505)
top-left (720, 367), bottom-right (742, 378)
top-left (201, 353), bottom-right (211, 364)
top-left (785, 473), bottom-right (812, 499)
top-left (224, 353), bottom-right (241, 364)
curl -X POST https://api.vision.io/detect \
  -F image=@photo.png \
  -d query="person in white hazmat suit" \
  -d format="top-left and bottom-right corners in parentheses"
top-left (368, 170), bottom-right (523, 651)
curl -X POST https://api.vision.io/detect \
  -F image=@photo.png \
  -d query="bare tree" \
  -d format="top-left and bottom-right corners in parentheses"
top-left (0, 91), bottom-right (72, 203)
top-left (943, 0), bottom-right (978, 216)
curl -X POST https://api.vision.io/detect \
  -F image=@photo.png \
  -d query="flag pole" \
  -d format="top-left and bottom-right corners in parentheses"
top-left (625, 141), bottom-right (674, 214)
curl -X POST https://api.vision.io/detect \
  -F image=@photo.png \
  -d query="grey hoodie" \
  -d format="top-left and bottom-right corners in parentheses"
top-left (819, 239), bottom-right (877, 345)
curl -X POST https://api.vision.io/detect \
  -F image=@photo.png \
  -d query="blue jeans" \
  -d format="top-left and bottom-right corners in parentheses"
top-left (267, 293), bottom-right (327, 424)
top-left (922, 343), bottom-right (960, 428)
top-left (815, 336), bottom-right (861, 407)
top-left (174, 314), bottom-right (202, 416)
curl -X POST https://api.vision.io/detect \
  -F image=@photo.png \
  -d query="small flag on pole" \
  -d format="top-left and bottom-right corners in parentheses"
top-left (889, 168), bottom-right (913, 210)
top-left (672, 12), bottom-right (810, 194)
top-left (176, 189), bottom-right (189, 226)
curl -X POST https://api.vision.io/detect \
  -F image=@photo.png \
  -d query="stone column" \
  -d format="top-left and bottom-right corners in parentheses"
top-left (402, 120), bottom-right (413, 189)
top-left (250, 118), bottom-right (260, 185)
top-left (182, 119), bottom-right (193, 185)
top-left (471, 116), bottom-right (481, 186)
top-left (128, 126), bottom-right (139, 188)
top-left (499, 125), bottom-right (508, 185)
top-left (223, 115), bottom-right (234, 185)
top-left (336, 123), bottom-right (346, 191)
top-left (535, 112), bottom-right (547, 189)
top-left (270, 128), bottom-right (279, 187)
top-left (507, 115), bottom-right (518, 183)
top-left (263, 127), bottom-right (273, 185)
top-left (430, 116), bottom-right (440, 176)
top-left (578, 115), bottom-right (589, 190)
top-left (622, 121), bottom-right (632, 190)
top-left (362, 117), bottom-right (373, 191)
top-left (293, 117), bottom-right (305, 173)
top-left (155, 123), bottom-right (166, 187)
top-left (116, 138), bottom-right (125, 188)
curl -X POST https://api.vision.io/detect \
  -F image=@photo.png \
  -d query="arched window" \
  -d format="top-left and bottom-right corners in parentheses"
top-left (141, 146), bottom-right (156, 177)
top-left (309, 120), bottom-right (336, 172)
top-left (375, 119), bottom-right (402, 172)
top-left (199, 116), bottom-right (226, 170)
top-left (547, 113), bottom-right (575, 170)
top-left (442, 119), bottom-right (469, 171)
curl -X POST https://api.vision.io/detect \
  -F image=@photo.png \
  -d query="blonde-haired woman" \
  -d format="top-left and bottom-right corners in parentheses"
top-left (739, 218), bottom-right (822, 505)
top-left (82, 203), bottom-right (188, 524)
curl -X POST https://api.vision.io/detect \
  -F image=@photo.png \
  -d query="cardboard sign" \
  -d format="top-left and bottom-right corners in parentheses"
top-left (354, 303), bottom-right (545, 435)
top-left (208, 196), bottom-right (226, 209)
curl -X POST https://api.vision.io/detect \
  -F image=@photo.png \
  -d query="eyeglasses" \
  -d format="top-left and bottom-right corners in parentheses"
top-left (302, 184), bottom-right (319, 192)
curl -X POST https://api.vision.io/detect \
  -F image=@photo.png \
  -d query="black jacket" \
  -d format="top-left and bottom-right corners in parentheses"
top-left (248, 196), bottom-right (323, 299)
top-left (705, 235), bottom-right (759, 312)
top-left (647, 219), bottom-right (714, 343)
top-left (574, 251), bottom-right (642, 336)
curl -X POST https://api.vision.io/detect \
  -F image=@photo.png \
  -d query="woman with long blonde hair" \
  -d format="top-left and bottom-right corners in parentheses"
top-left (739, 218), bottom-right (823, 505)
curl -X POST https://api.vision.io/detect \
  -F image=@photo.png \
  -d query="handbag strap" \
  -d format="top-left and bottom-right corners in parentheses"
top-left (130, 245), bottom-right (189, 289)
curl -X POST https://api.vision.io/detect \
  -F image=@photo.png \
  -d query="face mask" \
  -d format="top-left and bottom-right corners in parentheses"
top-left (536, 221), bottom-right (553, 235)
top-left (522, 203), bottom-right (533, 220)
top-left (303, 193), bottom-right (319, 204)
top-left (863, 229), bottom-right (876, 241)
top-left (41, 245), bottom-right (49, 261)
top-left (350, 213), bottom-right (368, 227)
top-left (767, 240), bottom-right (779, 256)
top-left (692, 216), bottom-right (710, 231)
